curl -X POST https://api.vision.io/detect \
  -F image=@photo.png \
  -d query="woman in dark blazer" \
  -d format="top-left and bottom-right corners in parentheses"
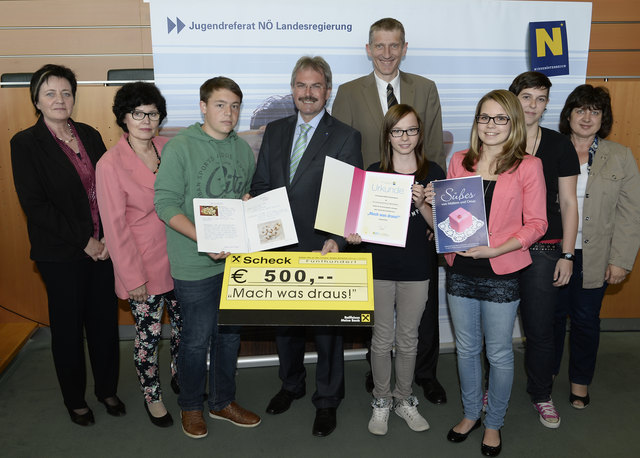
top-left (10, 64), bottom-right (125, 426)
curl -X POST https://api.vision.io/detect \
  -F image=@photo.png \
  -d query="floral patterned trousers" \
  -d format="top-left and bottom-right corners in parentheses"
top-left (129, 291), bottom-right (181, 403)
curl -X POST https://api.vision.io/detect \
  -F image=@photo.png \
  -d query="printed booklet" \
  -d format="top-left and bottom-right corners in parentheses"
top-left (432, 175), bottom-right (489, 253)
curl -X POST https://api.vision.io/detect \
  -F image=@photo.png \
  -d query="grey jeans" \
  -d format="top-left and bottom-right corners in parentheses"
top-left (371, 279), bottom-right (430, 400)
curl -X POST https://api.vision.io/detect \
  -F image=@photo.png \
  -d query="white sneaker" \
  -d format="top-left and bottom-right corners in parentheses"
top-left (368, 398), bottom-right (391, 435)
top-left (394, 395), bottom-right (430, 432)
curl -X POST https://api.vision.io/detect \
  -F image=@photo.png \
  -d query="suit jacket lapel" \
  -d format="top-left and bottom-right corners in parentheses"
top-left (586, 141), bottom-right (608, 192)
top-left (282, 116), bottom-right (297, 187)
top-left (399, 71), bottom-right (416, 106)
top-left (362, 73), bottom-right (384, 130)
top-left (290, 112), bottom-right (332, 188)
top-left (33, 116), bottom-right (80, 176)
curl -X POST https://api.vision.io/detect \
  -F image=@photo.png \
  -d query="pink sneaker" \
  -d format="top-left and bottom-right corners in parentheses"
top-left (482, 390), bottom-right (488, 412)
top-left (533, 400), bottom-right (561, 428)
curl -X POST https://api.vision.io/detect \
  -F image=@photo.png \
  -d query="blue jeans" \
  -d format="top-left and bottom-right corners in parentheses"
top-left (173, 274), bottom-right (240, 411)
top-left (519, 247), bottom-right (560, 402)
top-left (448, 293), bottom-right (519, 430)
top-left (553, 250), bottom-right (607, 385)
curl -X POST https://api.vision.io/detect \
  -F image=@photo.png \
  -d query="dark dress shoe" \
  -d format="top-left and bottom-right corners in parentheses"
top-left (266, 389), bottom-right (304, 415)
top-left (144, 401), bottom-right (174, 427)
top-left (365, 371), bottom-right (374, 393)
top-left (68, 408), bottom-right (95, 426)
top-left (171, 376), bottom-right (180, 395)
top-left (98, 396), bottom-right (127, 417)
top-left (447, 419), bottom-right (481, 442)
top-left (312, 407), bottom-right (336, 437)
top-left (420, 379), bottom-right (447, 404)
top-left (481, 429), bottom-right (502, 457)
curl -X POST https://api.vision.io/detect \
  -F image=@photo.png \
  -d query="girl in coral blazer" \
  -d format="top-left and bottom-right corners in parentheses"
top-left (441, 90), bottom-right (547, 457)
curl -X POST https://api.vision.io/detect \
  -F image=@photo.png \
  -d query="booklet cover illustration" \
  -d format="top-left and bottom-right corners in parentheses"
top-left (432, 176), bottom-right (489, 253)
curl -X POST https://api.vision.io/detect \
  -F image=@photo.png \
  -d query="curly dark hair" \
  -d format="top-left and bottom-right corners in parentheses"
top-left (30, 64), bottom-right (77, 116)
top-left (112, 82), bottom-right (167, 132)
top-left (559, 84), bottom-right (613, 138)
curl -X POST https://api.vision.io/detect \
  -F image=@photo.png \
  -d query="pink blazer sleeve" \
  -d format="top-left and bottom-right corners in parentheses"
top-left (96, 152), bottom-right (147, 298)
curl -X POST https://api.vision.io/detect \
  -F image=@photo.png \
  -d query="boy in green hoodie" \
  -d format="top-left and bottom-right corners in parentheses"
top-left (154, 77), bottom-right (260, 439)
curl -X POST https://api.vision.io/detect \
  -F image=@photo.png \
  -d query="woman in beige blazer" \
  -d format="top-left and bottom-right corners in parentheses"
top-left (554, 84), bottom-right (640, 409)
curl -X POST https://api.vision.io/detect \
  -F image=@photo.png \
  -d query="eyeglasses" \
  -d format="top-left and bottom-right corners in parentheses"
top-left (390, 127), bottom-right (420, 138)
top-left (475, 115), bottom-right (510, 125)
top-left (130, 110), bottom-right (161, 121)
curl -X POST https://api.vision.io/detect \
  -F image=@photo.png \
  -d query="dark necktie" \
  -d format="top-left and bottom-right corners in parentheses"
top-left (387, 83), bottom-right (398, 108)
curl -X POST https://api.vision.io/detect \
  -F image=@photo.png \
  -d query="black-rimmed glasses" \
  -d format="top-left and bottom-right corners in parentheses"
top-left (130, 110), bottom-right (160, 121)
top-left (475, 115), bottom-right (510, 125)
top-left (390, 127), bottom-right (420, 138)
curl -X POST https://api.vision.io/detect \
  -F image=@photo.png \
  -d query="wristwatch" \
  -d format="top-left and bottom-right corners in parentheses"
top-left (560, 252), bottom-right (575, 261)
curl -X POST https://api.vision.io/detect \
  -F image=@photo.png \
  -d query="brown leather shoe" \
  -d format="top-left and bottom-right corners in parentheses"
top-left (209, 401), bottom-right (261, 427)
top-left (181, 410), bottom-right (208, 439)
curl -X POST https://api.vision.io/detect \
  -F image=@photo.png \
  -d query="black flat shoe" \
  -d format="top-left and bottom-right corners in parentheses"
top-left (266, 389), bottom-right (305, 415)
top-left (481, 429), bottom-right (502, 457)
top-left (447, 419), bottom-right (481, 442)
top-left (98, 396), bottom-right (126, 417)
top-left (68, 408), bottom-right (95, 426)
top-left (570, 392), bottom-right (590, 409)
top-left (312, 407), bottom-right (337, 437)
top-left (170, 376), bottom-right (180, 395)
top-left (144, 401), bottom-right (174, 427)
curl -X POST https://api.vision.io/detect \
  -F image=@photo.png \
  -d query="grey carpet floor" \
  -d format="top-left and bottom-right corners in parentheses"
top-left (1, 328), bottom-right (639, 457)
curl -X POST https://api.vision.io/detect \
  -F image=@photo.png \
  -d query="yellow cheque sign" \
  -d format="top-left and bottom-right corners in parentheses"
top-left (219, 251), bottom-right (374, 326)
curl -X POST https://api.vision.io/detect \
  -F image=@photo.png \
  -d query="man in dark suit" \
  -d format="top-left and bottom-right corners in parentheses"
top-left (249, 56), bottom-right (362, 437)
top-left (332, 17), bottom-right (447, 405)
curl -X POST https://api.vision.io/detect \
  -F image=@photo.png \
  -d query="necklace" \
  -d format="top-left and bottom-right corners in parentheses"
top-left (127, 137), bottom-right (161, 174)
top-left (531, 126), bottom-right (540, 155)
top-left (55, 122), bottom-right (75, 144)
top-left (483, 179), bottom-right (495, 194)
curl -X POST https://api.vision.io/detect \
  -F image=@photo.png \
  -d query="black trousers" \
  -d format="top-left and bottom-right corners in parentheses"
top-left (276, 326), bottom-right (344, 409)
top-left (37, 258), bottom-right (120, 410)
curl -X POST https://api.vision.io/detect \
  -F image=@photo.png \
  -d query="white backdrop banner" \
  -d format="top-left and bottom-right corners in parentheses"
top-left (148, 0), bottom-right (592, 342)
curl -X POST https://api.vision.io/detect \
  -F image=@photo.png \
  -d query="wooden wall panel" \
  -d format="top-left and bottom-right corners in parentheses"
top-left (587, 52), bottom-right (640, 77)
top-left (0, 28), bottom-right (151, 55)
top-left (3, 0), bottom-right (150, 26)
top-left (563, 0), bottom-right (640, 21)
top-left (590, 24), bottom-right (640, 50)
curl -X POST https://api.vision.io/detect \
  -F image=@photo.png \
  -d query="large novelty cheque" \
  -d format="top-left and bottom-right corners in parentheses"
top-left (219, 251), bottom-right (374, 326)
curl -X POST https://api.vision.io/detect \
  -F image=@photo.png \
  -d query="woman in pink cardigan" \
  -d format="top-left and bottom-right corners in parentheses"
top-left (441, 90), bottom-right (547, 456)
top-left (96, 82), bottom-right (181, 428)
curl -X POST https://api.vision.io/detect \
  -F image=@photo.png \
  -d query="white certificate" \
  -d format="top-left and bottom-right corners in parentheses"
top-left (315, 157), bottom-right (414, 247)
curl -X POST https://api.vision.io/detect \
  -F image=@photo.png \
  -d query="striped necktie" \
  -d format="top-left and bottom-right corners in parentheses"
top-left (290, 123), bottom-right (311, 181)
top-left (387, 83), bottom-right (398, 108)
